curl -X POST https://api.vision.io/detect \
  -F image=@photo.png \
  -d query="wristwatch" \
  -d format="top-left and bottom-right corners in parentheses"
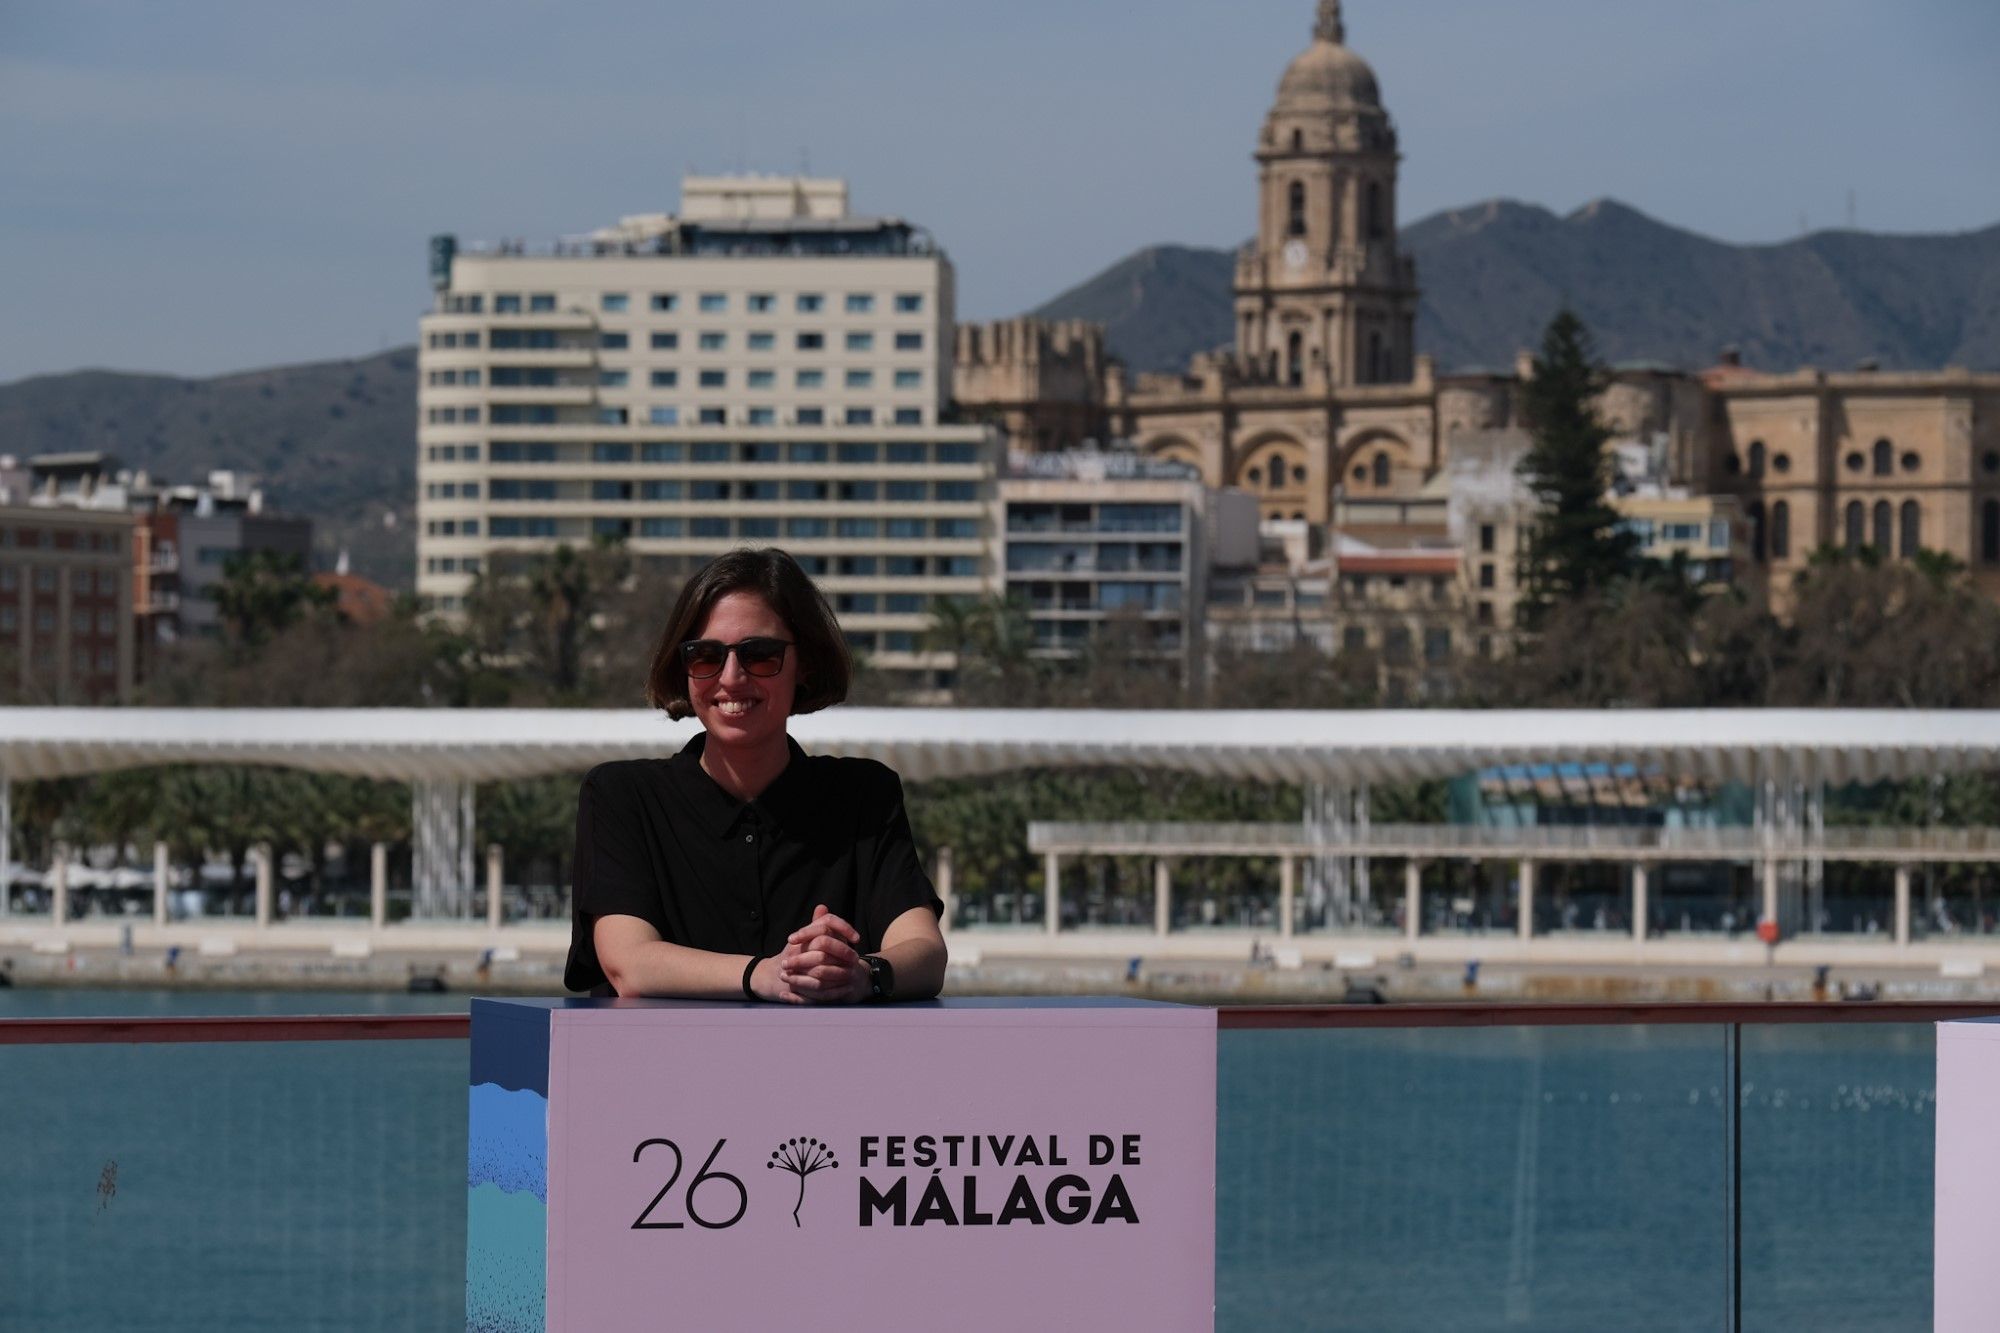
top-left (862, 954), bottom-right (895, 1001)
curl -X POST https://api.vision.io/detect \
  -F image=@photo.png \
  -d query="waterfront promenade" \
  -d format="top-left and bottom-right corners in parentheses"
top-left (5, 707), bottom-right (2000, 997)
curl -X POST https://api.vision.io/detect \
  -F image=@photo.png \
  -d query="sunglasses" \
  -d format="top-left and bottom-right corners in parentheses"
top-left (680, 636), bottom-right (793, 680)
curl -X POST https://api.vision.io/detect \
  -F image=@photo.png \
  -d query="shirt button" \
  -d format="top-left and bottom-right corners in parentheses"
top-left (744, 833), bottom-right (754, 843)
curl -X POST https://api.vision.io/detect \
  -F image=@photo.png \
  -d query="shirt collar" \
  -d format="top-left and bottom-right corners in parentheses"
top-left (668, 732), bottom-right (810, 838)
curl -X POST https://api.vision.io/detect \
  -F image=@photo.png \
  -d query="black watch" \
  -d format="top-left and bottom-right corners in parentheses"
top-left (862, 954), bottom-right (894, 1001)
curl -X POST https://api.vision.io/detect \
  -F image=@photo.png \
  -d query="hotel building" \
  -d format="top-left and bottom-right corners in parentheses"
top-left (417, 176), bottom-right (994, 693)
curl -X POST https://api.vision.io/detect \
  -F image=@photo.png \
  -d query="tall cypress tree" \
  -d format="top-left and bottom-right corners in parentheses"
top-left (1515, 309), bottom-right (1641, 628)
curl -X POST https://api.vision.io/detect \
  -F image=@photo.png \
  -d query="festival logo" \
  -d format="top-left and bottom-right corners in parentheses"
top-left (767, 1137), bottom-right (840, 1227)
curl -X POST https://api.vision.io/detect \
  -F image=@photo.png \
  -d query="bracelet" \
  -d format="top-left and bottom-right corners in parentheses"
top-left (741, 954), bottom-right (763, 1001)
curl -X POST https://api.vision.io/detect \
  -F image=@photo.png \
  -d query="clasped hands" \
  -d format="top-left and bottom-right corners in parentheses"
top-left (752, 904), bottom-right (872, 1004)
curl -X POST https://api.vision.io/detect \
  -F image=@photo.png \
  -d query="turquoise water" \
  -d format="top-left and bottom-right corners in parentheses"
top-left (0, 991), bottom-right (1937, 1330)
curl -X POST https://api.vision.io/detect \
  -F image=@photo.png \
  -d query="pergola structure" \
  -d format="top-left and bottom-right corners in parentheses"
top-left (1, 707), bottom-right (1997, 935)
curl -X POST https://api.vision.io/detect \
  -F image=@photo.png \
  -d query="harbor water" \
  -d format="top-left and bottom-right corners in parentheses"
top-left (0, 989), bottom-right (1936, 1331)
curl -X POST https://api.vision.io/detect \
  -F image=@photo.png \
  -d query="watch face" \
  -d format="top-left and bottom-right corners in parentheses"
top-left (1282, 239), bottom-right (1309, 271)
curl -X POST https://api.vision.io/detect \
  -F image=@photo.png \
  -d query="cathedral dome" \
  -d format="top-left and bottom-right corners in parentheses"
top-left (1274, 1), bottom-right (1381, 113)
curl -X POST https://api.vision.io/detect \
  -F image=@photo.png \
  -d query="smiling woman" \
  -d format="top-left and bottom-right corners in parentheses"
top-left (562, 547), bottom-right (947, 1003)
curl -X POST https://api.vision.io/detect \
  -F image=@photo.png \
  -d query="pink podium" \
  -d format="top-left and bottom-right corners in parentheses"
top-left (1937, 1017), bottom-right (2000, 1331)
top-left (468, 997), bottom-right (1218, 1332)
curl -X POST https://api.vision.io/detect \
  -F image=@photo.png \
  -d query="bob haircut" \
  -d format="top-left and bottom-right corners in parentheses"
top-left (645, 547), bottom-right (851, 720)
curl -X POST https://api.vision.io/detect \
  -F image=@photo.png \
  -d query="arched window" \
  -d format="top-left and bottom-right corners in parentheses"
top-left (1747, 500), bottom-right (1766, 562)
top-left (1286, 331), bottom-right (1304, 388)
top-left (1372, 452), bottom-right (1391, 487)
top-left (1872, 500), bottom-right (1892, 552)
top-left (1844, 501), bottom-right (1865, 551)
top-left (1267, 456), bottom-right (1287, 492)
top-left (1747, 440), bottom-right (1765, 480)
top-left (1899, 500), bottom-right (1920, 557)
top-left (1287, 182), bottom-right (1307, 238)
top-left (1365, 181), bottom-right (1385, 240)
top-left (1770, 500), bottom-right (1790, 559)
top-left (1290, 128), bottom-right (1304, 152)
top-left (1873, 438), bottom-right (1893, 476)
top-left (1983, 500), bottom-right (2000, 564)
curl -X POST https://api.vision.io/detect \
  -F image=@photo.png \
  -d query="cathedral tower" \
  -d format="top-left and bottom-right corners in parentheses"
top-left (1235, 0), bottom-right (1420, 389)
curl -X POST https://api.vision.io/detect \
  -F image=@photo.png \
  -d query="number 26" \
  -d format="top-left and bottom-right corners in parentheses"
top-left (630, 1138), bottom-right (748, 1230)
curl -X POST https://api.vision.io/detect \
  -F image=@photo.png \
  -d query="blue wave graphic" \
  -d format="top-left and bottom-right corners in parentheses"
top-left (466, 1182), bottom-right (545, 1333)
top-left (468, 1083), bottom-right (547, 1201)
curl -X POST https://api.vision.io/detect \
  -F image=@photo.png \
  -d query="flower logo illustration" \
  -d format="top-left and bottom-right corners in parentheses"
top-left (767, 1137), bottom-right (839, 1227)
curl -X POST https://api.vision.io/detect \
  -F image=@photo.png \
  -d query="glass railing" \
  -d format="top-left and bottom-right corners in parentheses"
top-left (0, 1001), bottom-right (1973, 1331)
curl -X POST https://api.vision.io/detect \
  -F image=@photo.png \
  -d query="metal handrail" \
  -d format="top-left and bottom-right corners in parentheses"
top-left (1215, 1000), bottom-right (2000, 1029)
top-left (0, 1014), bottom-right (470, 1045)
top-left (3, 1000), bottom-right (1996, 1045)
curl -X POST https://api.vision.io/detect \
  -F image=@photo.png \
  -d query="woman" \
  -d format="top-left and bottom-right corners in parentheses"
top-left (563, 547), bottom-right (947, 1002)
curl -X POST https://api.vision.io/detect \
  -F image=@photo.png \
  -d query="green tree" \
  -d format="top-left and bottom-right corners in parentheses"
top-left (926, 596), bottom-right (1048, 705)
top-left (463, 536), bottom-right (644, 704)
top-left (1776, 545), bottom-right (2000, 707)
top-left (1514, 309), bottom-right (1642, 628)
top-left (211, 550), bottom-right (337, 648)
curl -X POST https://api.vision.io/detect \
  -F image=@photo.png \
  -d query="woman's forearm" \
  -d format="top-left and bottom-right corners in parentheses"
top-left (875, 934), bottom-right (947, 1001)
top-left (603, 936), bottom-right (766, 1000)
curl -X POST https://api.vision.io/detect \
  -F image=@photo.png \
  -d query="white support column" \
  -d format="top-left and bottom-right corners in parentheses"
top-left (1278, 855), bottom-right (1295, 939)
top-left (934, 846), bottom-right (954, 933)
top-left (1517, 858), bottom-right (1536, 941)
top-left (1153, 858), bottom-right (1171, 937)
top-left (0, 774), bottom-right (10, 919)
top-left (254, 844), bottom-right (273, 929)
top-left (1044, 852), bottom-right (1060, 936)
top-left (1761, 858), bottom-right (1779, 929)
top-left (486, 843), bottom-right (504, 931)
top-left (153, 841), bottom-right (170, 927)
top-left (1404, 859), bottom-right (1422, 942)
top-left (369, 841), bottom-right (388, 930)
top-left (1894, 864), bottom-right (1911, 947)
top-left (1632, 862), bottom-right (1649, 944)
top-left (50, 845), bottom-right (68, 925)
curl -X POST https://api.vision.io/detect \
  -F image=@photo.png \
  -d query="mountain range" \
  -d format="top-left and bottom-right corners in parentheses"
top-left (1033, 199), bottom-right (2000, 375)
top-left (1, 197), bottom-right (1994, 591)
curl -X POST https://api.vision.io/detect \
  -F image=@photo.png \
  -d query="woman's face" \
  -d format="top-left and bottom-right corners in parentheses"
top-left (687, 590), bottom-right (798, 754)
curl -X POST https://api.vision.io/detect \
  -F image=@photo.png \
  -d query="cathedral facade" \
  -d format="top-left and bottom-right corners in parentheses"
top-left (1107, 0), bottom-right (1435, 530)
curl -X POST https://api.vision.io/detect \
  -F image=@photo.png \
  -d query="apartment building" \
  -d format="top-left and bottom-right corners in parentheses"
top-left (416, 175), bottom-right (994, 693)
top-left (0, 506), bottom-right (136, 703)
top-left (994, 450), bottom-right (1256, 686)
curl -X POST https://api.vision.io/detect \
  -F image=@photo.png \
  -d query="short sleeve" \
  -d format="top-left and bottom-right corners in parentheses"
top-left (564, 767), bottom-right (666, 992)
top-left (859, 766), bottom-right (943, 950)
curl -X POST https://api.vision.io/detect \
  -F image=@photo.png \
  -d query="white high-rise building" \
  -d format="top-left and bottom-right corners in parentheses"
top-left (416, 175), bottom-right (994, 694)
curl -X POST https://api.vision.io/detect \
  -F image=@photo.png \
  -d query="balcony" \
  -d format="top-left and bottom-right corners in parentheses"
top-left (0, 1001), bottom-right (1967, 1330)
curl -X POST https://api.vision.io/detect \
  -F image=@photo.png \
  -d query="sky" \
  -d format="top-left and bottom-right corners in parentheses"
top-left (2, 0), bottom-right (1997, 383)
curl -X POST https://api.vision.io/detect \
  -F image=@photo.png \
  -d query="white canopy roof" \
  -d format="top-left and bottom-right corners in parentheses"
top-left (0, 708), bottom-right (1993, 787)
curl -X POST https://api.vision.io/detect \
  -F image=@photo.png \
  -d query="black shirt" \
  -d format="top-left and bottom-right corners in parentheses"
top-left (563, 733), bottom-right (942, 994)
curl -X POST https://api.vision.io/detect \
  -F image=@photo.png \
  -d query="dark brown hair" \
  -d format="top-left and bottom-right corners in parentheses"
top-left (645, 547), bottom-right (851, 720)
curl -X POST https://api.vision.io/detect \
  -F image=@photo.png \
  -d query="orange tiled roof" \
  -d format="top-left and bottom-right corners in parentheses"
top-left (313, 572), bottom-right (396, 626)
